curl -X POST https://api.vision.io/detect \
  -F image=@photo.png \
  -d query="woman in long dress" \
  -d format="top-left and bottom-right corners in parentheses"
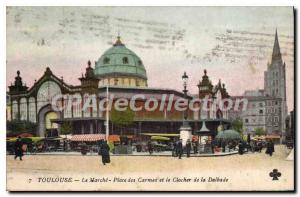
top-left (100, 141), bottom-right (110, 165)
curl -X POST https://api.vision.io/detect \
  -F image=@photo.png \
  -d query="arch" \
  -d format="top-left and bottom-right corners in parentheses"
top-left (37, 81), bottom-right (61, 112)
top-left (45, 112), bottom-right (58, 129)
top-left (37, 104), bottom-right (61, 137)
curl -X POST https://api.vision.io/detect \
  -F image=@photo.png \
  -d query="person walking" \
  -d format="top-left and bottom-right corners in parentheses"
top-left (266, 139), bottom-right (275, 156)
top-left (177, 139), bottom-right (183, 159)
top-left (192, 140), bottom-right (198, 154)
top-left (238, 141), bottom-right (244, 155)
top-left (172, 140), bottom-right (177, 157)
top-left (14, 137), bottom-right (23, 161)
top-left (100, 141), bottom-right (110, 165)
top-left (186, 139), bottom-right (191, 158)
top-left (147, 141), bottom-right (153, 155)
top-left (257, 140), bottom-right (263, 153)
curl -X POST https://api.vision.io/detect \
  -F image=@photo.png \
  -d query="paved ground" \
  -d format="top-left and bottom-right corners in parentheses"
top-left (7, 145), bottom-right (294, 191)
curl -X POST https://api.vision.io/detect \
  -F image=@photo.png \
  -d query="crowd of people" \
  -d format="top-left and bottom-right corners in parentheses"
top-left (238, 139), bottom-right (275, 156)
top-left (12, 136), bottom-right (276, 165)
top-left (145, 137), bottom-right (276, 159)
top-left (170, 139), bottom-right (197, 159)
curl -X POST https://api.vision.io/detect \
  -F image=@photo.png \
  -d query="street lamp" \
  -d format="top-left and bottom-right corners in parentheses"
top-left (182, 72), bottom-right (188, 120)
top-left (179, 71), bottom-right (192, 146)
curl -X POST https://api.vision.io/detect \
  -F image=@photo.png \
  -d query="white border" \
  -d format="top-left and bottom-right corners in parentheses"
top-left (1, 1), bottom-right (298, 196)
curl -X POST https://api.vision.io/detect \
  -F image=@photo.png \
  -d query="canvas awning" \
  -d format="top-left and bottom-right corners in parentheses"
top-left (70, 134), bottom-right (106, 142)
top-left (151, 136), bottom-right (170, 141)
top-left (108, 135), bottom-right (120, 142)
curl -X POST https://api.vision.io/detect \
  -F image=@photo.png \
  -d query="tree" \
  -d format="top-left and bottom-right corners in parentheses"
top-left (110, 108), bottom-right (135, 135)
top-left (60, 121), bottom-right (72, 136)
top-left (232, 118), bottom-right (243, 134)
top-left (6, 120), bottom-right (37, 136)
top-left (255, 127), bottom-right (266, 136)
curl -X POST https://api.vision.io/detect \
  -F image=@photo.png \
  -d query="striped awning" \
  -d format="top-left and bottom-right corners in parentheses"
top-left (70, 134), bottom-right (106, 142)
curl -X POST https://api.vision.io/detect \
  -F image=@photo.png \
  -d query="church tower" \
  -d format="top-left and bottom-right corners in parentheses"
top-left (264, 30), bottom-right (288, 136)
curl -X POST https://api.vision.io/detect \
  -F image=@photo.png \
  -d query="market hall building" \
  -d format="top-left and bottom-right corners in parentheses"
top-left (7, 37), bottom-right (231, 138)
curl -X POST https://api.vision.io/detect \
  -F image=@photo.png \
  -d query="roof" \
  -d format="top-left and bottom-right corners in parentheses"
top-left (97, 86), bottom-right (193, 100)
top-left (230, 95), bottom-right (282, 101)
top-left (94, 37), bottom-right (147, 79)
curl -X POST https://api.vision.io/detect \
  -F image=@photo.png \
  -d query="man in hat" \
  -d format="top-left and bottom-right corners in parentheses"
top-left (14, 136), bottom-right (23, 161)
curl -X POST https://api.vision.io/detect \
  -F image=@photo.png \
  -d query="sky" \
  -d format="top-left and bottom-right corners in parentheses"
top-left (6, 7), bottom-right (294, 111)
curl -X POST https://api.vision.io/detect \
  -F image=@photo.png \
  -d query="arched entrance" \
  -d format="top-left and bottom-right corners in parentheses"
top-left (45, 112), bottom-right (59, 129)
top-left (37, 104), bottom-right (61, 137)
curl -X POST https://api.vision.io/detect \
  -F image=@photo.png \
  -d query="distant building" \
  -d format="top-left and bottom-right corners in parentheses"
top-left (229, 91), bottom-right (281, 135)
top-left (229, 30), bottom-right (288, 137)
top-left (264, 30), bottom-right (288, 137)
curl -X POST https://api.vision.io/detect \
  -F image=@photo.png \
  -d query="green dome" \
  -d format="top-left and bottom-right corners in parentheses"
top-left (94, 37), bottom-right (147, 79)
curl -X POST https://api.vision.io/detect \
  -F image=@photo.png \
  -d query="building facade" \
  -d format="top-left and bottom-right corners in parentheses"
top-left (228, 30), bottom-right (288, 136)
top-left (229, 93), bottom-right (282, 135)
top-left (7, 37), bottom-right (231, 137)
top-left (264, 30), bottom-right (288, 136)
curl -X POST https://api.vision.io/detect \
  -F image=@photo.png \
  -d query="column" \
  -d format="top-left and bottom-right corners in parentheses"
top-left (26, 98), bottom-right (29, 121)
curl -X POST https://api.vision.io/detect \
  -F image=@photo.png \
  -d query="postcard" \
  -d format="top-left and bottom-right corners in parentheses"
top-left (6, 6), bottom-right (295, 191)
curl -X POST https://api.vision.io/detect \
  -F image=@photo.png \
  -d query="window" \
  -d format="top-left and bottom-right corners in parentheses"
top-left (73, 93), bottom-right (82, 118)
top-left (37, 81), bottom-right (61, 112)
top-left (28, 97), bottom-right (36, 123)
top-left (123, 57), bottom-right (128, 64)
top-left (12, 101), bottom-right (18, 120)
top-left (259, 109), bottom-right (263, 114)
top-left (114, 78), bottom-right (118, 85)
top-left (245, 119), bottom-right (249, 123)
top-left (103, 57), bottom-right (110, 64)
top-left (259, 103), bottom-right (263, 107)
top-left (64, 95), bottom-right (72, 118)
top-left (20, 98), bottom-right (27, 121)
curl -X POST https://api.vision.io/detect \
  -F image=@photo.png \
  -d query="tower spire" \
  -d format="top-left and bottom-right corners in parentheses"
top-left (272, 29), bottom-right (282, 63)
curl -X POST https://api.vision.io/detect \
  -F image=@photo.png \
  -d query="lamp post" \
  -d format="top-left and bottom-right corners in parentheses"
top-left (182, 72), bottom-right (188, 120)
top-left (105, 84), bottom-right (109, 141)
top-left (179, 71), bottom-right (192, 146)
